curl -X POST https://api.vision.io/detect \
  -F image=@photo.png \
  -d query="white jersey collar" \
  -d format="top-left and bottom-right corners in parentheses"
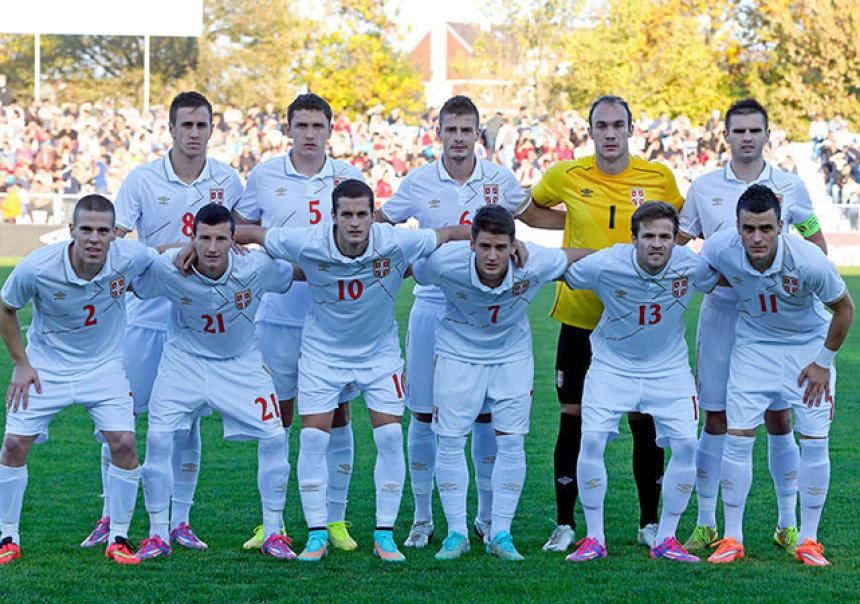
top-left (436, 156), bottom-right (483, 184)
top-left (62, 240), bottom-right (115, 285)
top-left (163, 151), bottom-right (212, 186)
top-left (191, 251), bottom-right (234, 285)
top-left (469, 251), bottom-right (514, 293)
top-left (284, 152), bottom-right (333, 180)
top-left (739, 233), bottom-right (785, 276)
top-left (630, 246), bottom-right (673, 281)
top-left (724, 159), bottom-right (773, 185)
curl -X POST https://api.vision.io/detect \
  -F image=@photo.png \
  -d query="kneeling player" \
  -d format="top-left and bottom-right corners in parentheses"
top-left (413, 205), bottom-right (589, 560)
top-left (133, 204), bottom-right (296, 561)
top-left (564, 202), bottom-right (718, 563)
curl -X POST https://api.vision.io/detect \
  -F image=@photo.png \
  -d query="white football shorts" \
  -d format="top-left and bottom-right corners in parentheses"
top-left (123, 325), bottom-right (167, 414)
top-left (695, 295), bottom-right (738, 412)
top-left (404, 299), bottom-right (444, 414)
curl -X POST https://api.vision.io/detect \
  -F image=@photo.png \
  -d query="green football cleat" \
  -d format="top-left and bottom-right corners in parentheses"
top-left (683, 525), bottom-right (719, 550)
top-left (774, 526), bottom-right (798, 554)
top-left (327, 521), bottom-right (358, 551)
top-left (243, 524), bottom-right (286, 550)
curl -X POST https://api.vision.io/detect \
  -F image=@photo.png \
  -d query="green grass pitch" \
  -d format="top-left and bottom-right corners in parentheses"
top-left (0, 265), bottom-right (859, 602)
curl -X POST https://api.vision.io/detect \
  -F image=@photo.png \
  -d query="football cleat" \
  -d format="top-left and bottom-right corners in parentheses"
top-left (0, 537), bottom-right (21, 565)
top-left (542, 523), bottom-right (575, 552)
top-left (373, 530), bottom-right (406, 562)
top-left (136, 535), bottom-right (172, 561)
top-left (566, 537), bottom-right (607, 562)
top-left (683, 525), bottom-right (719, 550)
top-left (297, 530), bottom-right (328, 562)
top-left (80, 516), bottom-right (110, 548)
top-left (707, 537), bottom-right (744, 564)
top-left (434, 532), bottom-right (470, 560)
top-left (795, 539), bottom-right (830, 566)
top-left (106, 536), bottom-right (140, 565)
top-left (243, 524), bottom-right (287, 550)
top-left (261, 534), bottom-right (297, 560)
top-left (473, 518), bottom-right (491, 544)
top-left (487, 531), bottom-right (524, 561)
top-left (773, 526), bottom-right (799, 554)
top-left (170, 522), bottom-right (208, 550)
top-left (637, 523), bottom-right (659, 548)
top-left (651, 537), bottom-right (700, 562)
top-left (327, 521), bottom-right (358, 551)
top-left (403, 520), bottom-right (435, 548)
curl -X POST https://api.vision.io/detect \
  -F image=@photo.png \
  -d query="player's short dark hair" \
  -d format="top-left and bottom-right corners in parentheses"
top-left (73, 194), bottom-right (115, 227)
top-left (736, 183), bottom-right (780, 219)
top-left (725, 98), bottom-right (768, 131)
top-left (287, 93), bottom-right (332, 124)
top-left (193, 203), bottom-right (235, 235)
top-left (472, 205), bottom-right (515, 242)
top-left (169, 91), bottom-right (213, 126)
top-left (588, 95), bottom-right (632, 129)
top-left (631, 201), bottom-right (679, 237)
top-left (332, 179), bottom-right (374, 213)
top-left (439, 95), bottom-right (480, 130)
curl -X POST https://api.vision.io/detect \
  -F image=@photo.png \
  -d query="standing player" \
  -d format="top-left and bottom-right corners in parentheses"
top-left (233, 94), bottom-right (363, 551)
top-left (233, 179), bottom-right (468, 562)
top-left (564, 202), bottom-right (717, 563)
top-left (0, 195), bottom-right (157, 565)
top-left (133, 204), bottom-right (296, 561)
top-left (678, 99), bottom-right (828, 553)
top-left (530, 96), bottom-right (684, 551)
top-left (377, 95), bottom-right (539, 548)
top-left (411, 205), bottom-right (589, 561)
top-left (80, 91), bottom-right (244, 550)
top-left (701, 185), bottom-right (853, 566)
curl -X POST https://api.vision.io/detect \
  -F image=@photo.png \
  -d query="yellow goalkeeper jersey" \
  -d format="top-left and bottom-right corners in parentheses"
top-left (531, 155), bottom-right (684, 329)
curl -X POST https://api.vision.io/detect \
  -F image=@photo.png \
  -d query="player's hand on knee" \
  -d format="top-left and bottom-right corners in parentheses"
top-left (512, 239), bottom-right (529, 268)
top-left (797, 362), bottom-right (830, 407)
top-left (174, 244), bottom-right (197, 275)
top-left (7, 363), bottom-right (41, 412)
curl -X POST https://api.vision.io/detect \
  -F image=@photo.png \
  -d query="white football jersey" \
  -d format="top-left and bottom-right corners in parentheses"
top-left (0, 239), bottom-right (157, 375)
top-left (264, 222), bottom-right (438, 366)
top-left (412, 241), bottom-right (567, 363)
top-left (234, 153), bottom-right (365, 327)
top-left (564, 244), bottom-right (718, 375)
top-left (133, 249), bottom-right (293, 359)
top-left (380, 158), bottom-right (530, 304)
top-left (114, 153), bottom-right (244, 331)
top-left (701, 230), bottom-right (844, 345)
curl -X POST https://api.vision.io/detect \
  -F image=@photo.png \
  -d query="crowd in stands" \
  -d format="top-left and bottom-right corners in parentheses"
top-left (810, 113), bottom-right (860, 229)
top-left (0, 87), bottom-right (849, 225)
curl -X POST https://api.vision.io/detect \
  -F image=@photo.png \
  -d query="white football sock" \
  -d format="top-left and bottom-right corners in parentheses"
top-left (0, 464), bottom-right (27, 545)
top-left (435, 435), bottom-right (469, 536)
top-left (768, 432), bottom-right (799, 529)
top-left (472, 421), bottom-right (497, 523)
top-left (407, 417), bottom-right (436, 523)
top-left (578, 432), bottom-right (608, 544)
top-left (257, 433), bottom-right (288, 540)
top-left (142, 430), bottom-right (174, 541)
top-left (798, 438), bottom-right (830, 544)
top-left (100, 442), bottom-right (111, 518)
top-left (694, 431), bottom-right (724, 527)
top-left (170, 420), bottom-right (201, 530)
top-left (373, 423), bottom-right (405, 528)
top-left (491, 434), bottom-right (525, 539)
top-left (656, 437), bottom-right (696, 545)
top-left (297, 428), bottom-right (330, 529)
top-left (327, 423), bottom-right (353, 524)
top-left (107, 464), bottom-right (141, 541)
top-left (720, 435), bottom-right (755, 543)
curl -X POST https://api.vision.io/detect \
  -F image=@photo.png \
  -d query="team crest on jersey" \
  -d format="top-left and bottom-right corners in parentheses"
top-left (374, 258), bottom-right (391, 278)
top-left (513, 280), bottom-right (531, 296)
top-left (776, 194), bottom-right (784, 204)
top-left (483, 184), bottom-right (500, 204)
top-left (110, 276), bottom-right (126, 298)
top-left (157, 195), bottom-right (170, 205)
top-left (333, 178), bottom-right (344, 187)
top-left (631, 188), bottom-right (646, 206)
top-left (783, 276), bottom-right (799, 294)
top-left (209, 188), bottom-right (224, 204)
top-left (672, 278), bottom-right (688, 298)
top-left (235, 289), bottom-right (252, 309)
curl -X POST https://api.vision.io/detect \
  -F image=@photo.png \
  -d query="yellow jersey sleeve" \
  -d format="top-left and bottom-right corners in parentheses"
top-left (537, 156), bottom-right (684, 329)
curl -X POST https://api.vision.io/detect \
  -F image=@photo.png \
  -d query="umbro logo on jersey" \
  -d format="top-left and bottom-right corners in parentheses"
top-left (180, 297), bottom-right (193, 306)
top-left (374, 258), bottom-right (391, 278)
top-left (429, 199), bottom-right (441, 209)
top-left (783, 276), bottom-right (799, 294)
top-left (157, 196), bottom-right (170, 205)
top-left (318, 262), bottom-right (330, 272)
top-left (209, 188), bottom-right (224, 204)
top-left (672, 278), bottom-right (688, 298)
top-left (581, 188), bottom-right (593, 198)
top-left (613, 289), bottom-right (627, 298)
top-left (631, 188), bottom-right (645, 206)
top-left (513, 280), bottom-right (530, 296)
top-left (110, 276), bottom-right (126, 298)
top-left (275, 187), bottom-right (288, 197)
top-left (235, 289), bottom-right (252, 309)
top-left (732, 277), bottom-right (743, 285)
top-left (711, 197), bottom-right (724, 206)
top-left (53, 292), bottom-right (66, 300)
top-left (456, 292), bottom-right (468, 299)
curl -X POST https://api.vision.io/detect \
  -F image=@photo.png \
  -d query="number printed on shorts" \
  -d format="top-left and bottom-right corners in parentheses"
top-left (758, 293), bottom-right (779, 313)
top-left (182, 212), bottom-right (195, 237)
top-left (202, 313), bottom-right (226, 333)
top-left (255, 393), bottom-right (281, 421)
top-left (83, 304), bottom-right (97, 326)
top-left (638, 304), bottom-right (661, 325)
top-left (488, 305), bottom-right (500, 323)
top-left (338, 279), bottom-right (364, 300)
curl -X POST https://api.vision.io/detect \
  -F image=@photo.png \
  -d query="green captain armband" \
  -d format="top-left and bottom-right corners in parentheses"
top-left (794, 213), bottom-right (821, 237)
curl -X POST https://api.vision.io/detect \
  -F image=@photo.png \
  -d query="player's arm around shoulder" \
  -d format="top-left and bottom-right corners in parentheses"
top-left (562, 245), bottom-right (609, 290)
